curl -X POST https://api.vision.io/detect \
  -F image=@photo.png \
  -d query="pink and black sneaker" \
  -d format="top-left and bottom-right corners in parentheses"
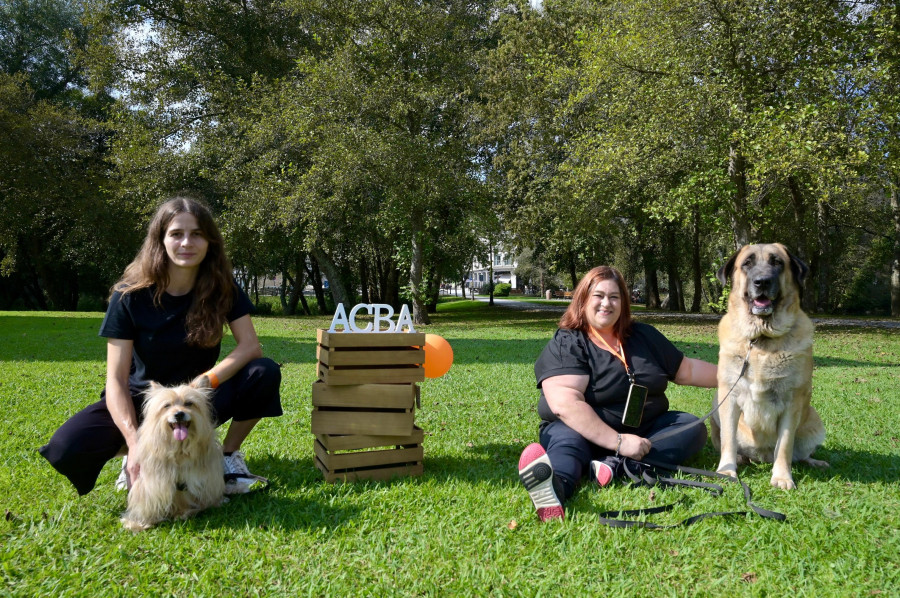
top-left (590, 459), bottom-right (614, 488)
top-left (518, 443), bottom-right (564, 522)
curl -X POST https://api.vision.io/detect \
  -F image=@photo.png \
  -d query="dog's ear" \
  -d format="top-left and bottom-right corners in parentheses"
top-left (782, 245), bottom-right (809, 286)
top-left (716, 250), bottom-right (740, 287)
top-left (192, 375), bottom-right (211, 390)
top-left (147, 381), bottom-right (163, 394)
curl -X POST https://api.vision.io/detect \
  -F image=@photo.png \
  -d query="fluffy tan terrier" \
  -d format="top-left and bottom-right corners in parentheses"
top-left (121, 382), bottom-right (225, 532)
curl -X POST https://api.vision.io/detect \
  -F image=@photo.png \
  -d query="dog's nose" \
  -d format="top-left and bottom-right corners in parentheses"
top-left (174, 411), bottom-right (186, 422)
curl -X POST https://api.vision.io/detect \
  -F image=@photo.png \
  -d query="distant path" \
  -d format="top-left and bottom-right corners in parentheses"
top-left (473, 297), bottom-right (900, 329)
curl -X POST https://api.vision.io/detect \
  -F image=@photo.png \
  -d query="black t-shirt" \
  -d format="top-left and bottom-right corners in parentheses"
top-left (99, 282), bottom-right (253, 389)
top-left (534, 322), bottom-right (684, 430)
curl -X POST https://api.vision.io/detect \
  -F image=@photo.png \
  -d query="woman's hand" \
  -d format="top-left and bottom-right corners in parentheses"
top-left (125, 452), bottom-right (141, 489)
top-left (618, 434), bottom-right (652, 460)
top-left (190, 374), bottom-right (211, 389)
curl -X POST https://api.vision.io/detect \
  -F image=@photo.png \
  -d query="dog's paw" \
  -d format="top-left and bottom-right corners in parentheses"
top-left (121, 517), bottom-right (151, 532)
top-left (716, 467), bottom-right (738, 479)
top-left (770, 475), bottom-right (796, 490)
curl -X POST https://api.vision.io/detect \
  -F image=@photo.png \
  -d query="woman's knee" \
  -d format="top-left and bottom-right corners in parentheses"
top-left (247, 357), bottom-right (281, 386)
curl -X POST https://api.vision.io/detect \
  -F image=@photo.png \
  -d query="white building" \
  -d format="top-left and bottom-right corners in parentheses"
top-left (467, 248), bottom-right (518, 292)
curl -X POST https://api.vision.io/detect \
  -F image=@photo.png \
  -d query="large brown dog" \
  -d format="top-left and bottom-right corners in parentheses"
top-left (710, 243), bottom-right (828, 489)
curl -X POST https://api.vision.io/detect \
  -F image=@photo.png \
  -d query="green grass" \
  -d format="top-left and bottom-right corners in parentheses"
top-left (1, 304), bottom-right (898, 596)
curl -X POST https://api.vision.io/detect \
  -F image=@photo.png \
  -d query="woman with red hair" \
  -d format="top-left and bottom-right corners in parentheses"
top-left (518, 266), bottom-right (717, 522)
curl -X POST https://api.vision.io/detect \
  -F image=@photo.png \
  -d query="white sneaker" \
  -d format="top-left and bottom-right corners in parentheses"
top-left (115, 456), bottom-right (129, 492)
top-left (223, 451), bottom-right (268, 494)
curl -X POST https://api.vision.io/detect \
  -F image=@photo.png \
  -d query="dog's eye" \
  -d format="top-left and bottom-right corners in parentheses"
top-left (162, 403), bottom-right (171, 409)
top-left (184, 400), bottom-right (194, 408)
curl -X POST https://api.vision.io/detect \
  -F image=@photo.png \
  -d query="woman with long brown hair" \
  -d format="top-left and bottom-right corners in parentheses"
top-left (40, 196), bottom-right (282, 496)
top-left (518, 266), bottom-right (717, 522)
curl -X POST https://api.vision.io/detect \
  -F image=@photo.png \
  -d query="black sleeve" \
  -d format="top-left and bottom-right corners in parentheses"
top-left (638, 323), bottom-right (684, 380)
top-left (227, 280), bottom-right (254, 323)
top-left (98, 291), bottom-right (135, 340)
top-left (534, 329), bottom-right (591, 388)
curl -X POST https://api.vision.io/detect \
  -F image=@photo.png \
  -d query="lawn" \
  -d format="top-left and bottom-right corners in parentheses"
top-left (1, 301), bottom-right (898, 596)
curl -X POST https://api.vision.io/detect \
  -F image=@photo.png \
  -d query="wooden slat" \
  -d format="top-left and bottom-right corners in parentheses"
top-left (311, 381), bottom-right (416, 409)
top-left (318, 329), bottom-right (425, 348)
top-left (315, 440), bottom-right (423, 470)
top-left (318, 364), bottom-right (424, 385)
top-left (310, 407), bottom-right (414, 436)
top-left (317, 347), bottom-right (424, 367)
top-left (316, 426), bottom-right (424, 452)
top-left (315, 456), bottom-right (423, 483)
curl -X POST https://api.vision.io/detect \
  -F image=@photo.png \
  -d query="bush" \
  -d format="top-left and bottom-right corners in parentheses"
top-left (494, 283), bottom-right (512, 297)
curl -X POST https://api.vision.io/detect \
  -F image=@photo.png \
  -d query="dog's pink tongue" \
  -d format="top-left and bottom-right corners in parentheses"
top-left (173, 423), bottom-right (188, 442)
top-left (754, 298), bottom-right (772, 308)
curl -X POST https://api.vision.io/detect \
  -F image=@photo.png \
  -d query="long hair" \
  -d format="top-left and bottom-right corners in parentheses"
top-left (558, 266), bottom-right (633, 340)
top-left (112, 196), bottom-right (234, 347)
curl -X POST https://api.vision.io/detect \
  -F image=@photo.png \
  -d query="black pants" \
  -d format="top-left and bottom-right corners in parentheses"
top-left (38, 358), bottom-right (282, 495)
top-left (538, 410), bottom-right (708, 502)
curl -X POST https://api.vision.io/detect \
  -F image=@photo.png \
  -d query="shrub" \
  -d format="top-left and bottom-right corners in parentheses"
top-left (494, 283), bottom-right (512, 297)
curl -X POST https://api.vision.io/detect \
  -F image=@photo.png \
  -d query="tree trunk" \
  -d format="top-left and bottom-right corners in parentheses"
top-left (664, 257), bottom-right (681, 311)
top-left (488, 245), bottom-right (494, 306)
top-left (282, 253), bottom-right (307, 316)
top-left (360, 256), bottom-right (370, 304)
top-left (662, 224), bottom-right (684, 311)
top-left (645, 265), bottom-right (661, 309)
top-left (311, 247), bottom-right (348, 311)
top-left (690, 205), bottom-right (702, 312)
top-left (892, 180), bottom-right (900, 317)
top-left (729, 145), bottom-right (752, 247)
top-left (787, 176), bottom-right (818, 312)
top-left (409, 208), bottom-right (431, 325)
top-left (568, 251), bottom-right (578, 290)
top-left (306, 254), bottom-right (329, 315)
top-left (814, 200), bottom-right (830, 313)
top-left (429, 262), bottom-right (442, 313)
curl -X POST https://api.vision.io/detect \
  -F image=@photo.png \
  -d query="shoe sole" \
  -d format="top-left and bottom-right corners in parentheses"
top-left (518, 443), bottom-right (564, 521)
top-left (591, 460), bottom-right (614, 487)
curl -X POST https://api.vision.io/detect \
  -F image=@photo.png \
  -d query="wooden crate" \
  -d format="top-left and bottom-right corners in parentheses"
top-left (310, 381), bottom-right (417, 436)
top-left (314, 426), bottom-right (424, 482)
top-left (317, 330), bottom-right (425, 385)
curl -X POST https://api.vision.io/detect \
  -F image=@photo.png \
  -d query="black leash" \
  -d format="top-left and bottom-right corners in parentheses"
top-left (596, 457), bottom-right (786, 529)
top-left (595, 340), bottom-right (783, 528)
top-left (648, 340), bottom-right (756, 444)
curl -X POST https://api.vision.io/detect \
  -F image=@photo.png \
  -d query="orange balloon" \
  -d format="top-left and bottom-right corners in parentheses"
top-left (423, 334), bottom-right (453, 378)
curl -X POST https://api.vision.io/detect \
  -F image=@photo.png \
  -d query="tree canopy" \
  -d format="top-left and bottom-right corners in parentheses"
top-left (1, 0), bottom-right (898, 316)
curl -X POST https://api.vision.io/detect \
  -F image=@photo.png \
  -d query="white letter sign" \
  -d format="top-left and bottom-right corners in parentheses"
top-left (328, 303), bottom-right (417, 333)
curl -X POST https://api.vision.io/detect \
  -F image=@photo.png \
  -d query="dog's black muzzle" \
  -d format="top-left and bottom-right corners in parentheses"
top-left (747, 267), bottom-right (781, 316)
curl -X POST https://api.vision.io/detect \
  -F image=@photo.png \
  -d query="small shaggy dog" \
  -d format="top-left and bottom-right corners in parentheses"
top-left (121, 382), bottom-right (225, 532)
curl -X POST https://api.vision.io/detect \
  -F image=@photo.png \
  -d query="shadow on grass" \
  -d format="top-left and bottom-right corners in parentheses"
top-left (800, 445), bottom-right (900, 484)
top-left (182, 454), bottom-right (365, 531)
top-left (164, 440), bottom-right (899, 532)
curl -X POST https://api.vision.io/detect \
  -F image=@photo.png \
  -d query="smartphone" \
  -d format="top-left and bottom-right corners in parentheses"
top-left (622, 383), bottom-right (649, 428)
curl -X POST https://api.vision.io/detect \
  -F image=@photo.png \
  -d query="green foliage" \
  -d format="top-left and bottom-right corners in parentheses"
top-left (706, 272), bottom-right (730, 315)
top-left (494, 282), bottom-right (512, 296)
top-left (1, 0), bottom-right (898, 316)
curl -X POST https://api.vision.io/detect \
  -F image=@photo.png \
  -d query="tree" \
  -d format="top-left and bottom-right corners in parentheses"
top-left (560, 0), bottom-right (868, 311)
top-left (0, 0), bottom-right (123, 310)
